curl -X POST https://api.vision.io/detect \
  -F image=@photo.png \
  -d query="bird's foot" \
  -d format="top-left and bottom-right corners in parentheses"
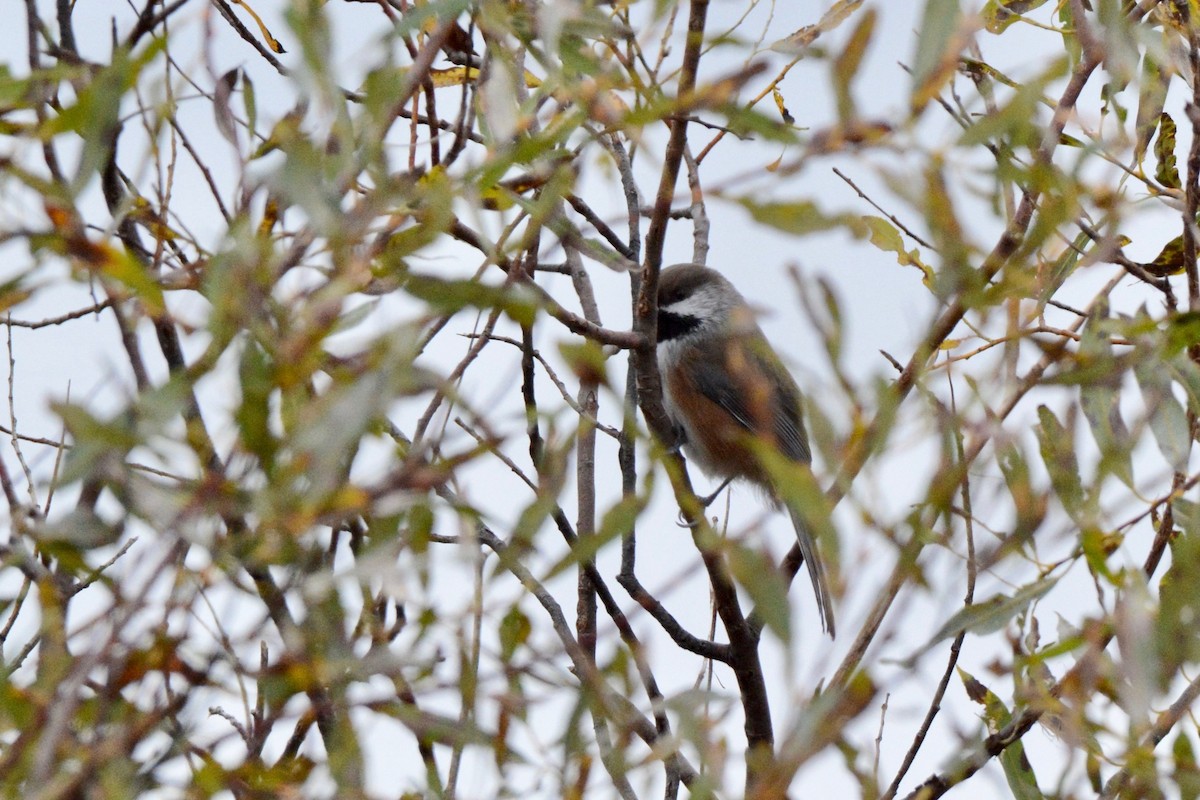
top-left (695, 477), bottom-right (733, 508)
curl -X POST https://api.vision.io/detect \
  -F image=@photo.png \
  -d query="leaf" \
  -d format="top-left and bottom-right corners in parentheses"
top-left (996, 442), bottom-right (1048, 544)
top-left (911, 0), bottom-right (965, 113)
top-left (499, 606), bottom-right (531, 661)
top-left (1167, 352), bottom-right (1200, 425)
top-left (237, 339), bottom-right (277, 469)
top-left (1156, 111), bottom-right (1181, 189)
top-left (862, 216), bottom-right (932, 280)
top-left (231, 0), bottom-right (286, 53)
top-left (1154, 526), bottom-right (1200, 687)
top-left (1135, 57), bottom-right (1171, 166)
top-left (1142, 232), bottom-right (1189, 277)
top-left (557, 340), bottom-right (610, 387)
top-left (959, 669), bottom-right (1046, 800)
top-left (542, 494), bottom-right (645, 582)
top-left (1078, 302), bottom-right (1134, 487)
top-left (771, 0), bottom-right (864, 53)
top-left (242, 71), bottom-right (257, 138)
top-left (1174, 732), bottom-right (1200, 800)
top-left (772, 88), bottom-right (795, 125)
top-left (959, 65), bottom-right (1063, 147)
top-left (1133, 355), bottom-right (1191, 471)
top-left (728, 544), bottom-right (792, 642)
top-left (1080, 528), bottom-right (1119, 584)
top-left (832, 8), bottom-right (876, 121)
top-left (45, 39), bottom-right (166, 190)
top-left (737, 198), bottom-right (867, 237)
top-left (982, 0), bottom-right (1051, 34)
top-left (901, 576), bottom-right (1059, 666)
top-left (214, 68), bottom-right (240, 147)
top-left (402, 273), bottom-right (537, 326)
top-left (1035, 231), bottom-right (1088, 310)
top-left (1034, 405), bottom-right (1087, 524)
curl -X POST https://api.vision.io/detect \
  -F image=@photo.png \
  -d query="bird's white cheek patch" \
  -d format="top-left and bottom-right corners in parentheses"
top-left (662, 286), bottom-right (725, 321)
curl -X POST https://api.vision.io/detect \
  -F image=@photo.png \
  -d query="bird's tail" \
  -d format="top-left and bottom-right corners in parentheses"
top-left (788, 507), bottom-right (836, 637)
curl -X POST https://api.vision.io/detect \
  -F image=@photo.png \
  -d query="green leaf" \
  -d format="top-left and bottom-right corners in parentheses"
top-left (1174, 732), bottom-right (1200, 800)
top-left (1156, 111), bottom-right (1181, 188)
top-left (996, 442), bottom-right (1048, 544)
top-left (542, 493), bottom-right (645, 581)
top-left (911, 0), bottom-right (963, 112)
top-left (755, 446), bottom-right (840, 572)
top-left (1080, 528), bottom-right (1118, 583)
top-left (982, 0), bottom-right (1051, 33)
top-left (1078, 302), bottom-right (1134, 487)
top-left (959, 668), bottom-right (1046, 800)
top-left (1034, 405), bottom-right (1085, 521)
top-left (862, 215), bottom-right (932, 279)
top-left (44, 39), bottom-right (166, 191)
top-left (1133, 354), bottom-right (1191, 471)
top-left (1155, 529), bottom-right (1200, 688)
top-left (242, 71), bottom-right (258, 140)
top-left (737, 198), bottom-right (867, 237)
top-left (1141, 232), bottom-right (1188, 277)
top-left (1035, 231), bottom-right (1089, 311)
top-left (403, 273), bottom-right (538, 326)
top-left (832, 8), bottom-right (876, 121)
top-left (728, 544), bottom-right (791, 642)
top-left (499, 605), bottom-right (532, 661)
top-left (1135, 57), bottom-right (1171, 167)
top-left (959, 63), bottom-right (1066, 147)
top-left (237, 339), bottom-right (278, 469)
top-left (902, 576), bottom-right (1059, 666)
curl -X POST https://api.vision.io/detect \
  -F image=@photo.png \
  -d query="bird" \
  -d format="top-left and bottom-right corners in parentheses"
top-left (655, 263), bottom-right (835, 636)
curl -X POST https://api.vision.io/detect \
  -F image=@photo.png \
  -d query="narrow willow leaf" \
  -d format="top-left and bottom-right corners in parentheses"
top-left (1135, 57), bottom-right (1170, 166)
top-left (771, 0), bottom-right (864, 53)
top-left (1174, 732), bottom-right (1200, 800)
top-left (499, 606), bottom-right (532, 661)
top-left (1133, 355), bottom-right (1191, 471)
top-left (1035, 231), bottom-right (1088, 311)
top-left (1155, 111), bottom-right (1181, 188)
top-left (959, 669), bottom-right (1046, 800)
top-left (1142, 233), bottom-right (1188, 277)
top-left (737, 198), bottom-right (867, 237)
top-left (1058, 3), bottom-right (1082, 67)
top-left (1166, 353), bottom-right (1200, 427)
top-left (911, 0), bottom-right (964, 112)
top-left (242, 71), bottom-right (257, 137)
top-left (728, 544), bottom-right (792, 642)
top-left (1034, 405), bottom-right (1085, 521)
top-left (996, 442), bottom-right (1048, 542)
top-left (1154, 527), bottom-right (1200, 688)
top-left (232, 0), bottom-right (286, 53)
top-left (1078, 303), bottom-right (1134, 487)
top-left (832, 8), bottom-right (876, 121)
top-left (901, 576), bottom-right (1059, 665)
top-left (213, 68), bottom-right (240, 147)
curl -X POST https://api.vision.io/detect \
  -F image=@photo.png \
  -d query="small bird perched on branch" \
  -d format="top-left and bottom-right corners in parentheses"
top-left (655, 263), bottom-right (835, 636)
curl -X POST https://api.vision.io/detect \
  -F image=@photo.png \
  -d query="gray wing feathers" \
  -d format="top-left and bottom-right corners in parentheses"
top-left (687, 341), bottom-right (812, 464)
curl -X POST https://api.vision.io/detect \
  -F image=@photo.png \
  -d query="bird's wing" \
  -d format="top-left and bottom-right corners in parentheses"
top-left (684, 334), bottom-right (811, 464)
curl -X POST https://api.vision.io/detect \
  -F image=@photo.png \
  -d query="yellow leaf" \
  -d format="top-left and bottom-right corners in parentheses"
top-left (232, 0), bottom-right (286, 54)
top-left (772, 88), bottom-right (795, 124)
top-left (429, 67), bottom-right (480, 88)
